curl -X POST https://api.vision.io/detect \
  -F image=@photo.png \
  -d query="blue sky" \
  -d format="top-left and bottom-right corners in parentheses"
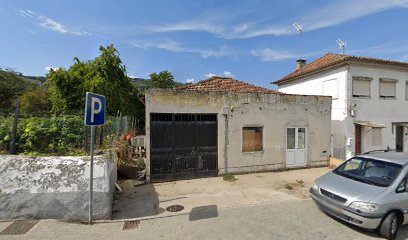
top-left (2, 0), bottom-right (408, 89)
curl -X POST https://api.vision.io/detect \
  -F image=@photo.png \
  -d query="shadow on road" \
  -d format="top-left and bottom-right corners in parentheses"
top-left (189, 205), bottom-right (218, 221)
top-left (112, 180), bottom-right (165, 220)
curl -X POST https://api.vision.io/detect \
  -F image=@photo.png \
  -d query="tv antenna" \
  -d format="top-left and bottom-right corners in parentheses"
top-left (293, 22), bottom-right (303, 35)
top-left (293, 22), bottom-right (303, 57)
top-left (336, 39), bottom-right (347, 54)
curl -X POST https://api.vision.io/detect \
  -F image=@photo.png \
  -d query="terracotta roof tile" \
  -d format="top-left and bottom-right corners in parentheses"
top-left (178, 76), bottom-right (279, 94)
top-left (273, 53), bottom-right (408, 85)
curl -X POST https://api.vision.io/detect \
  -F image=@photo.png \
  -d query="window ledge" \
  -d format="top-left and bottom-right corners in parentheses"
top-left (242, 151), bottom-right (264, 155)
top-left (352, 96), bottom-right (371, 99)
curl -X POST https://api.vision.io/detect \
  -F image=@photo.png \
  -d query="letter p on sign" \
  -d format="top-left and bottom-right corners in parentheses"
top-left (85, 92), bottom-right (106, 126)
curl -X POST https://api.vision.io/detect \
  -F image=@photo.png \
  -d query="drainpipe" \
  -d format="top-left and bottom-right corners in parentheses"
top-left (222, 106), bottom-right (229, 173)
top-left (345, 64), bottom-right (354, 158)
top-left (224, 115), bottom-right (229, 173)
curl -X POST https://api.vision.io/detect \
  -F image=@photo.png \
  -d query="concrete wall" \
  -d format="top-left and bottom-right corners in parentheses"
top-left (277, 66), bottom-right (349, 159)
top-left (145, 89), bottom-right (332, 180)
top-left (0, 154), bottom-right (116, 220)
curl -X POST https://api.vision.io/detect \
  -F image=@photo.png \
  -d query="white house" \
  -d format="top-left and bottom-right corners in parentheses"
top-left (273, 53), bottom-right (408, 160)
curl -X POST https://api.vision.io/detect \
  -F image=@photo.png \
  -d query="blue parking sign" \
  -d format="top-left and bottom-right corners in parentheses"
top-left (84, 92), bottom-right (106, 126)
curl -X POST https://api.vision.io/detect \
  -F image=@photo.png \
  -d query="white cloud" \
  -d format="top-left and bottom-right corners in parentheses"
top-left (131, 39), bottom-right (233, 59)
top-left (139, 0), bottom-right (408, 39)
top-left (141, 20), bottom-right (292, 39)
top-left (186, 78), bottom-right (194, 83)
top-left (250, 48), bottom-right (324, 62)
top-left (127, 74), bottom-right (139, 78)
top-left (45, 66), bottom-right (60, 71)
top-left (19, 9), bottom-right (91, 36)
top-left (204, 71), bottom-right (235, 78)
top-left (250, 49), bottom-right (296, 62)
top-left (300, 0), bottom-right (408, 32)
top-left (223, 71), bottom-right (234, 78)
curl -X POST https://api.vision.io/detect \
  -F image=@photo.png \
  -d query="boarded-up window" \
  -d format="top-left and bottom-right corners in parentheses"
top-left (352, 77), bottom-right (371, 97)
top-left (242, 127), bottom-right (263, 152)
top-left (379, 78), bottom-right (397, 99)
top-left (372, 128), bottom-right (382, 146)
top-left (322, 79), bottom-right (338, 99)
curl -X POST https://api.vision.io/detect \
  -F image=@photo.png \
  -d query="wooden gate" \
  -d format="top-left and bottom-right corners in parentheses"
top-left (150, 113), bottom-right (218, 182)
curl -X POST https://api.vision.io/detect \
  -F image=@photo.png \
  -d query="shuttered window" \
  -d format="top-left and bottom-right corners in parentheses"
top-left (242, 127), bottom-right (263, 152)
top-left (379, 78), bottom-right (397, 99)
top-left (352, 77), bottom-right (371, 98)
top-left (405, 81), bottom-right (408, 100)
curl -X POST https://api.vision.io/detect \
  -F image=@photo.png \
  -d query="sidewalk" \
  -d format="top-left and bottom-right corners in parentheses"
top-left (0, 167), bottom-right (334, 239)
top-left (111, 167), bottom-right (331, 221)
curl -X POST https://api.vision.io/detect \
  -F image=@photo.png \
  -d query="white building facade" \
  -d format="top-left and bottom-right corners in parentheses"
top-left (274, 54), bottom-right (408, 159)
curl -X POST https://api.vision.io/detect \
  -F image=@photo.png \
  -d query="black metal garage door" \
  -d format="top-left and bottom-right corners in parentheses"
top-left (150, 113), bottom-right (218, 182)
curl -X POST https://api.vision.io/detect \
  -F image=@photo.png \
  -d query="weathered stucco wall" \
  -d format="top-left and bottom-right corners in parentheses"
top-left (145, 89), bottom-right (332, 179)
top-left (0, 154), bottom-right (116, 220)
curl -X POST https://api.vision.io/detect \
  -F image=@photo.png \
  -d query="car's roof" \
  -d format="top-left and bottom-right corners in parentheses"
top-left (357, 152), bottom-right (408, 166)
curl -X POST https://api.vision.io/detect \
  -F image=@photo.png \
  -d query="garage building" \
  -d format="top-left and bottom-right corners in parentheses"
top-left (145, 77), bottom-right (332, 182)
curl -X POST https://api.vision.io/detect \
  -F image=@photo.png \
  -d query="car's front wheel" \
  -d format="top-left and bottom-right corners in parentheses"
top-left (379, 212), bottom-right (399, 240)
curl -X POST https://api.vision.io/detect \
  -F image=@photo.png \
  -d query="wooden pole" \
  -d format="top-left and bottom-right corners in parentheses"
top-left (9, 99), bottom-right (20, 154)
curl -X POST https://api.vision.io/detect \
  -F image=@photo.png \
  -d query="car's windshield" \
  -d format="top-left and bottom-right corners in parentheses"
top-left (334, 157), bottom-right (402, 187)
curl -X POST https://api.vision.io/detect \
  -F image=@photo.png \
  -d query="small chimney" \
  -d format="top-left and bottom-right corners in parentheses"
top-left (296, 59), bottom-right (306, 70)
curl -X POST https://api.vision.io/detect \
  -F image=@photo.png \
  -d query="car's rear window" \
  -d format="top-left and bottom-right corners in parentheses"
top-left (334, 157), bottom-right (403, 187)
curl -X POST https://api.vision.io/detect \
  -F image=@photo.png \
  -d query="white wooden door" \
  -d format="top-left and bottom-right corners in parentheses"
top-left (286, 127), bottom-right (307, 167)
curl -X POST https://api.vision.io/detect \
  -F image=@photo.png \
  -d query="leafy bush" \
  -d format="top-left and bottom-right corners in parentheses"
top-left (18, 116), bottom-right (85, 155)
top-left (0, 117), bottom-right (12, 152)
top-left (0, 115), bottom-right (125, 155)
top-left (0, 115), bottom-right (86, 155)
top-left (20, 88), bottom-right (52, 114)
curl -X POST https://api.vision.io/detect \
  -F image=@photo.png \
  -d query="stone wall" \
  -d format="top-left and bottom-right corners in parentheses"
top-left (0, 154), bottom-right (116, 220)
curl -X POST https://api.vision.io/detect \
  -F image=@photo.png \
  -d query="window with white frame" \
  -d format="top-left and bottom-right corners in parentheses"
top-left (379, 78), bottom-right (397, 99)
top-left (352, 76), bottom-right (372, 98)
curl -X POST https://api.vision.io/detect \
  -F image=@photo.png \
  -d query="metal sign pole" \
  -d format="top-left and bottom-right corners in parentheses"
top-left (89, 125), bottom-right (95, 224)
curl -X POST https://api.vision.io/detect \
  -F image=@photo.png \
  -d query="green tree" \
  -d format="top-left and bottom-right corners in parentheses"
top-left (20, 88), bottom-right (52, 114)
top-left (149, 70), bottom-right (175, 89)
top-left (47, 44), bottom-right (144, 117)
top-left (0, 70), bottom-right (36, 112)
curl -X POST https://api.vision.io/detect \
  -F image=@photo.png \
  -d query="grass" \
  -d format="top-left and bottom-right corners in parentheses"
top-left (284, 184), bottom-right (294, 190)
top-left (223, 173), bottom-right (238, 182)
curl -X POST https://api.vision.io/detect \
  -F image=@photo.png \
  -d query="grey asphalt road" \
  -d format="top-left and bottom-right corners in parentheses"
top-left (2, 199), bottom-right (408, 240)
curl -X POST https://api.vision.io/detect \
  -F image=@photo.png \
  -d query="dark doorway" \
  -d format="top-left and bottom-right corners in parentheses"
top-left (355, 124), bottom-right (362, 155)
top-left (396, 125), bottom-right (404, 152)
top-left (150, 113), bottom-right (218, 182)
